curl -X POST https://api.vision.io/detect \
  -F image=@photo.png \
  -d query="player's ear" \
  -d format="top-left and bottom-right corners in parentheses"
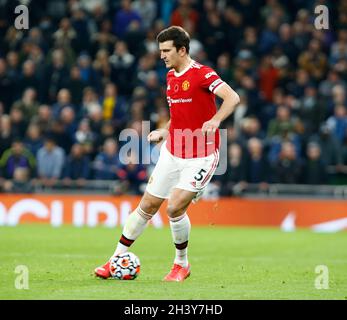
top-left (178, 46), bottom-right (187, 56)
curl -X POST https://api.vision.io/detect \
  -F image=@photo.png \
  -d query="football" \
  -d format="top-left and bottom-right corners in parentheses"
top-left (109, 252), bottom-right (141, 280)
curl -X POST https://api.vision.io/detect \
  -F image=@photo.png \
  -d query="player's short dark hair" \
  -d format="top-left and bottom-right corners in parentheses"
top-left (156, 26), bottom-right (190, 54)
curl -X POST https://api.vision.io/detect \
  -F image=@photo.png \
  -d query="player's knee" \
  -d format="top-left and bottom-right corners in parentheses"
top-left (166, 204), bottom-right (185, 218)
top-left (139, 195), bottom-right (162, 215)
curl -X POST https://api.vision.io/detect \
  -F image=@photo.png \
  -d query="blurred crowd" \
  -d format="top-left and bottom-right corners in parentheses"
top-left (1, 0), bottom-right (347, 195)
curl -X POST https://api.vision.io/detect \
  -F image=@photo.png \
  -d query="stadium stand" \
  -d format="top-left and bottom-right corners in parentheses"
top-left (0, 0), bottom-right (347, 196)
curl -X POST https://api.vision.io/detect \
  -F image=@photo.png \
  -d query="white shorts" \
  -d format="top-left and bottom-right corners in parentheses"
top-left (146, 141), bottom-right (219, 201)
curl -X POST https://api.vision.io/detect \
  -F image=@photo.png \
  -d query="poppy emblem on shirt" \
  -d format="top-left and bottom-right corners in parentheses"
top-left (174, 84), bottom-right (179, 92)
top-left (182, 80), bottom-right (190, 91)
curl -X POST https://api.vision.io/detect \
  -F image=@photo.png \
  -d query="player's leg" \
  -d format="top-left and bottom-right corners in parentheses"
top-left (113, 191), bottom-right (165, 256)
top-left (94, 191), bottom-right (164, 278)
top-left (163, 150), bottom-right (220, 281)
top-left (95, 142), bottom-right (177, 278)
top-left (163, 188), bottom-right (196, 281)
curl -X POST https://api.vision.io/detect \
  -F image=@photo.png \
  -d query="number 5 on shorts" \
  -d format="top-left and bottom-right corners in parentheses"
top-left (194, 169), bottom-right (207, 181)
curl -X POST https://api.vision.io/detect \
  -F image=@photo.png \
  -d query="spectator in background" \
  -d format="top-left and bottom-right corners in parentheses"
top-left (170, 0), bottom-right (199, 33)
top-left (215, 53), bottom-right (233, 86)
top-left (278, 23), bottom-right (299, 65)
top-left (318, 70), bottom-right (346, 102)
top-left (258, 15), bottom-right (280, 55)
top-left (286, 68), bottom-right (313, 99)
top-left (327, 84), bottom-right (347, 118)
top-left (0, 114), bottom-right (14, 157)
top-left (298, 85), bottom-right (325, 135)
top-left (50, 119), bottom-right (74, 155)
top-left (215, 143), bottom-right (247, 196)
top-left (132, 0), bottom-right (157, 31)
top-left (116, 152), bottom-right (148, 195)
top-left (236, 97), bottom-right (254, 135)
top-left (298, 38), bottom-right (328, 83)
top-left (31, 104), bottom-right (53, 136)
top-left (326, 104), bottom-right (347, 144)
top-left (100, 82), bottom-right (127, 126)
top-left (9, 107), bottom-right (28, 139)
top-left (1, 167), bottom-right (32, 193)
top-left (81, 86), bottom-right (102, 118)
top-left (90, 19), bottom-right (117, 57)
top-left (240, 116), bottom-right (266, 143)
top-left (77, 52), bottom-right (101, 92)
top-left (52, 18), bottom-right (77, 52)
top-left (273, 141), bottom-right (302, 184)
top-left (0, 58), bottom-right (15, 113)
top-left (36, 136), bottom-right (65, 187)
top-left (52, 88), bottom-right (74, 119)
top-left (93, 49), bottom-right (112, 88)
top-left (74, 118), bottom-right (96, 158)
top-left (198, 6), bottom-right (225, 63)
top-left (6, 51), bottom-right (20, 84)
top-left (309, 124), bottom-right (343, 170)
top-left (93, 138), bottom-right (122, 180)
top-left (43, 48), bottom-right (70, 103)
top-left (18, 60), bottom-right (40, 100)
top-left (62, 143), bottom-right (90, 186)
top-left (94, 121), bottom-right (115, 155)
top-left (60, 106), bottom-right (78, 140)
top-left (258, 55), bottom-right (280, 103)
top-left (27, 44), bottom-right (46, 81)
top-left (246, 138), bottom-right (270, 188)
top-left (12, 88), bottom-right (40, 121)
top-left (24, 123), bottom-right (44, 157)
top-left (109, 40), bottom-right (136, 96)
top-left (124, 20), bottom-right (147, 59)
top-left (70, 6), bottom-right (91, 54)
top-left (0, 138), bottom-right (35, 181)
top-left (267, 105), bottom-right (296, 138)
top-left (237, 26), bottom-right (258, 57)
top-left (302, 142), bottom-right (328, 185)
top-left (113, 0), bottom-right (142, 39)
top-left (65, 65), bottom-right (86, 110)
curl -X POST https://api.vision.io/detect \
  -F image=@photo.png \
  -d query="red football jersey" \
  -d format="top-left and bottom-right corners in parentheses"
top-left (165, 60), bottom-right (225, 158)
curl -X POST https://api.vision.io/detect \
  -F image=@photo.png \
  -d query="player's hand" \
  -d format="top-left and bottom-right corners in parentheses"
top-left (201, 118), bottom-right (220, 136)
top-left (147, 129), bottom-right (167, 143)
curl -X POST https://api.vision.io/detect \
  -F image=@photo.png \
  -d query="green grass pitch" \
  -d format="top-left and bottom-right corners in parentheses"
top-left (0, 224), bottom-right (346, 300)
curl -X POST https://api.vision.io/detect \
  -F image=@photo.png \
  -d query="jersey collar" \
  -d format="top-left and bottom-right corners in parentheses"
top-left (174, 59), bottom-right (194, 77)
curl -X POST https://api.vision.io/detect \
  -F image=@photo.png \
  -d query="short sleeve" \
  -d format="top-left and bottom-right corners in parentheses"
top-left (199, 66), bottom-right (226, 94)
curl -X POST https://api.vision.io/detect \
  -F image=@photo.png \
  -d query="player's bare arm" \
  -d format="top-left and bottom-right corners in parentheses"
top-left (147, 120), bottom-right (171, 142)
top-left (201, 84), bottom-right (240, 135)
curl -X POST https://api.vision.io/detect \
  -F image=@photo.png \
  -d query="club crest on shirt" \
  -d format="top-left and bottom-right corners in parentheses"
top-left (182, 80), bottom-right (190, 91)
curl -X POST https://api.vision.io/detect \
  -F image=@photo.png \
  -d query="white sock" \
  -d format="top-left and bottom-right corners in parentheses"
top-left (169, 212), bottom-right (191, 268)
top-left (111, 207), bottom-right (152, 258)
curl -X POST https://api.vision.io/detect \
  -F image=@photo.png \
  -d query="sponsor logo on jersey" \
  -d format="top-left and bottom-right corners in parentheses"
top-left (169, 97), bottom-right (193, 104)
top-left (182, 80), bottom-right (190, 91)
top-left (205, 71), bottom-right (217, 79)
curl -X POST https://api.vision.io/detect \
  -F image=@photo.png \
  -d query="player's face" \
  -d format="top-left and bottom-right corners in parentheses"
top-left (159, 41), bottom-right (181, 69)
